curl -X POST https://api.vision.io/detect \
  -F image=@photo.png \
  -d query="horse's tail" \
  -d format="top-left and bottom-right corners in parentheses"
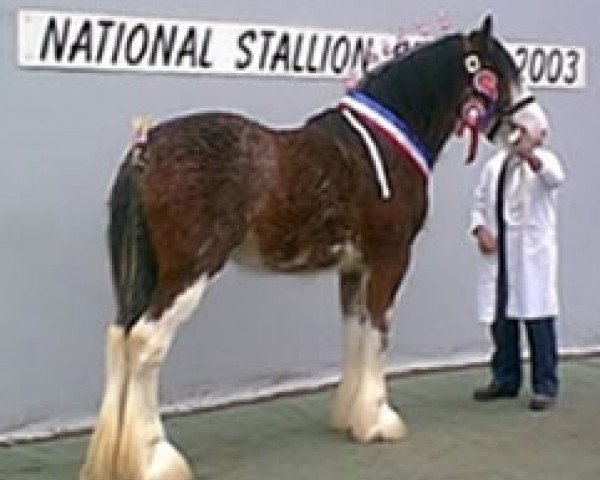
top-left (82, 119), bottom-right (193, 480)
top-left (107, 145), bottom-right (157, 333)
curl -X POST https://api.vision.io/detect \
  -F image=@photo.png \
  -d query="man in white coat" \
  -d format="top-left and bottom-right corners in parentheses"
top-left (470, 107), bottom-right (565, 411)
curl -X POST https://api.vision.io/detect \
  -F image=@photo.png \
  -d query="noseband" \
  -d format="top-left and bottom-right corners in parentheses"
top-left (455, 48), bottom-right (537, 163)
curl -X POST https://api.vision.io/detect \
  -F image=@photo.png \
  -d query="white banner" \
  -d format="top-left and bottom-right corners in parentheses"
top-left (17, 10), bottom-right (586, 89)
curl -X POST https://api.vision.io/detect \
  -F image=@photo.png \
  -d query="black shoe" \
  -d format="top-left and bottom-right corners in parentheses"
top-left (473, 383), bottom-right (519, 401)
top-left (529, 394), bottom-right (556, 411)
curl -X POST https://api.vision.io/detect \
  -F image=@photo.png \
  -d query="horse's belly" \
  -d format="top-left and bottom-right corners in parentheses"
top-left (231, 229), bottom-right (362, 273)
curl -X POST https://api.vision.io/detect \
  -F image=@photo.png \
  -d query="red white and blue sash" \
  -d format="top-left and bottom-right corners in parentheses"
top-left (339, 91), bottom-right (434, 193)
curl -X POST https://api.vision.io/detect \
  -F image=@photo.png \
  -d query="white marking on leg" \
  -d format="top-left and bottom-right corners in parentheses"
top-left (348, 322), bottom-right (406, 442)
top-left (330, 315), bottom-right (364, 430)
top-left (118, 275), bottom-right (208, 480)
top-left (146, 441), bottom-right (192, 480)
top-left (137, 275), bottom-right (209, 366)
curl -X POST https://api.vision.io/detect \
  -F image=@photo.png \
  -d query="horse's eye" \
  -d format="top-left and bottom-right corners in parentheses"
top-left (464, 54), bottom-right (481, 74)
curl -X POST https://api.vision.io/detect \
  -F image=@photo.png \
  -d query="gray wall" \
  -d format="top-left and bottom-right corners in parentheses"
top-left (1, 0), bottom-right (598, 439)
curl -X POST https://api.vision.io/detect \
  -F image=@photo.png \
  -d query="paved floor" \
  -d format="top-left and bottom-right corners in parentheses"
top-left (2, 358), bottom-right (600, 480)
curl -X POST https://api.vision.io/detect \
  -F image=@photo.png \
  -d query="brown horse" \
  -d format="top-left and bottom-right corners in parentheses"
top-left (81, 17), bottom-right (548, 480)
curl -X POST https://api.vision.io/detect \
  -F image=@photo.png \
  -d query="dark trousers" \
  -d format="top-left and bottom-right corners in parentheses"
top-left (491, 316), bottom-right (559, 396)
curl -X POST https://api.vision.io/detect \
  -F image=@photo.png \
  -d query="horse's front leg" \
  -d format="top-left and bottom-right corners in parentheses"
top-left (330, 268), bottom-right (367, 430)
top-left (345, 253), bottom-right (410, 443)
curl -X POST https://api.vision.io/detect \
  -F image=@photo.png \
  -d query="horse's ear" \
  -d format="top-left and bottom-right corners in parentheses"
top-left (467, 15), bottom-right (493, 51)
top-left (480, 15), bottom-right (493, 38)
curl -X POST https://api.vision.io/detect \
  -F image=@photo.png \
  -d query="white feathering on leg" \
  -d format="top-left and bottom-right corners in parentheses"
top-left (82, 275), bottom-right (208, 480)
top-left (348, 323), bottom-right (406, 442)
top-left (330, 316), bottom-right (364, 430)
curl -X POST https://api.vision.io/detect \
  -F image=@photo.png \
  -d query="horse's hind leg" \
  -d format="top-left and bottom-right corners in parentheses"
top-left (81, 276), bottom-right (207, 480)
top-left (119, 276), bottom-right (208, 480)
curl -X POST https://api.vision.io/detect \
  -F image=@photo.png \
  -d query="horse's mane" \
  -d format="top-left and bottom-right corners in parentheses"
top-left (302, 31), bottom-right (520, 156)
top-left (488, 37), bottom-right (520, 83)
top-left (360, 33), bottom-right (519, 107)
top-left (356, 34), bottom-right (466, 154)
top-left (361, 34), bottom-right (463, 85)
top-left (359, 33), bottom-right (463, 86)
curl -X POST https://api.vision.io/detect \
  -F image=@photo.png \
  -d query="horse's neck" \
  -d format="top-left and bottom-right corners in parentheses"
top-left (359, 36), bottom-right (466, 159)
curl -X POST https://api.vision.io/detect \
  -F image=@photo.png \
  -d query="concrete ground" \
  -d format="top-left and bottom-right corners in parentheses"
top-left (2, 357), bottom-right (600, 480)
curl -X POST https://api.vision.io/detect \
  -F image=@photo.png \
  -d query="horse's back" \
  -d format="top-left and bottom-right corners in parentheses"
top-left (137, 110), bottom-right (277, 215)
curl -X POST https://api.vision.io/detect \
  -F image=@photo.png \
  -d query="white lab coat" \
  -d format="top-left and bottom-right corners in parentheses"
top-left (470, 148), bottom-right (565, 323)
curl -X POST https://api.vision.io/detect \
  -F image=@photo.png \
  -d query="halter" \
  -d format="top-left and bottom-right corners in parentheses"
top-left (455, 50), bottom-right (537, 162)
top-left (486, 94), bottom-right (537, 141)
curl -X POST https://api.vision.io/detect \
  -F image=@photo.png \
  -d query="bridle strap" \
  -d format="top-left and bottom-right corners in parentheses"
top-left (502, 94), bottom-right (536, 116)
top-left (487, 95), bottom-right (536, 141)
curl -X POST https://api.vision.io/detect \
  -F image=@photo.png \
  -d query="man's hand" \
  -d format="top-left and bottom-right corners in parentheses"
top-left (474, 225), bottom-right (497, 255)
top-left (511, 127), bottom-right (544, 171)
top-left (518, 150), bottom-right (543, 172)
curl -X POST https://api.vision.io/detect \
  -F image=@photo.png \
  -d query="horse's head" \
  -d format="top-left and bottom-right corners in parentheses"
top-left (458, 15), bottom-right (548, 161)
top-left (343, 17), bottom-right (549, 171)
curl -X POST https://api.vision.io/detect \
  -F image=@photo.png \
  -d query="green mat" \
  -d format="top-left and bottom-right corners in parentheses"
top-left (2, 359), bottom-right (600, 480)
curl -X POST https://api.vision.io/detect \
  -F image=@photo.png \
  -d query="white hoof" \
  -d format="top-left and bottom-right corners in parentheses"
top-left (375, 403), bottom-right (407, 441)
top-left (147, 440), bottom-right (192, 480)
top-left (350, 402), bottom-right (407, 443)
